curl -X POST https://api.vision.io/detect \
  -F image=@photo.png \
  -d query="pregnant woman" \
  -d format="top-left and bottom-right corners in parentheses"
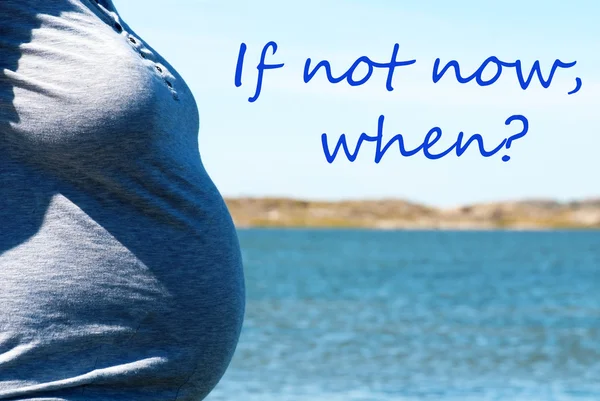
top-left (0, 0), bottom-right (245, 400)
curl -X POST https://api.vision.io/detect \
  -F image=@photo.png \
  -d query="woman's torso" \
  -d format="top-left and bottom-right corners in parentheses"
top-left (0, 1), bottom-right (245, 400)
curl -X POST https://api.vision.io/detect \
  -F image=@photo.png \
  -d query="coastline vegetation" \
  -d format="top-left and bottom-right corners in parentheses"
top-left (224, 197), bottom-right (600, 230)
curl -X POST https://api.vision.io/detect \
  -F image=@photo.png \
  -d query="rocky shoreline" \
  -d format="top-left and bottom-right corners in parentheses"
top-left (224, 197), bottom-right (600, 230)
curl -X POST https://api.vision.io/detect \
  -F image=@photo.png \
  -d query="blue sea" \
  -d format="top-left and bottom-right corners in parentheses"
top-left (206, 230), bottom-right (600, 401)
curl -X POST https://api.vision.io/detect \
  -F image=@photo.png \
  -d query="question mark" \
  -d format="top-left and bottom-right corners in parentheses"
top-left (502, 115), bottom-right (529, 162)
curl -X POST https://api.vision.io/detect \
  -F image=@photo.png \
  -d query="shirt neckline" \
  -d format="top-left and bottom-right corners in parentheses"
top-left (85, 0), bottom-right (122, 30)
top-left (94, 0), bottom-right (117, 13)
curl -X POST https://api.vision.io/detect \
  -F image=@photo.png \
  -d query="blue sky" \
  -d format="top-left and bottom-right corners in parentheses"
top-left (115, 0), bottom-right (599, 207)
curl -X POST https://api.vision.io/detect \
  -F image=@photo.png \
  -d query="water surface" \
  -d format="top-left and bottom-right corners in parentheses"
top-left (206, 229), bottom-right (600, 401)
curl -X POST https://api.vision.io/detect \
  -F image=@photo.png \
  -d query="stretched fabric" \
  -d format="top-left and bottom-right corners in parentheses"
top-left (0, 1), bottom-right (246, 399)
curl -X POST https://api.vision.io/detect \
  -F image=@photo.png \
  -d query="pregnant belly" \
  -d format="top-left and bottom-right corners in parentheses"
top-left (0, 172), bottom-right (245, 400)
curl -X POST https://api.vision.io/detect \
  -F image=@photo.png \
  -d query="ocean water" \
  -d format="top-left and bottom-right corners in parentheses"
top-left (206, 229), bottom-right (600, 401)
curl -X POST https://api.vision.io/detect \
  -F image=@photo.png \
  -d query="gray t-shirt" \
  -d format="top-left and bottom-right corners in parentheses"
top-left (0, 0), bottom-right (245, 400)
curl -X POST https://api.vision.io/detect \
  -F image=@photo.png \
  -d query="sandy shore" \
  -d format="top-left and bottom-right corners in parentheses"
top-left (224, 197), bottom-right (600, 230)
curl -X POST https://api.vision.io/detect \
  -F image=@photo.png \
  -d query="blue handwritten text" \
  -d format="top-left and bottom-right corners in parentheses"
top-left (321, 115), bottom-right (529, 163)
top-left (433, 57), bottom-right (582, 95)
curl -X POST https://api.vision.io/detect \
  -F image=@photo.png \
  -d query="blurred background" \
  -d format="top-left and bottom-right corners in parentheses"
top-left (117, 1), bottom-right (599, 400)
